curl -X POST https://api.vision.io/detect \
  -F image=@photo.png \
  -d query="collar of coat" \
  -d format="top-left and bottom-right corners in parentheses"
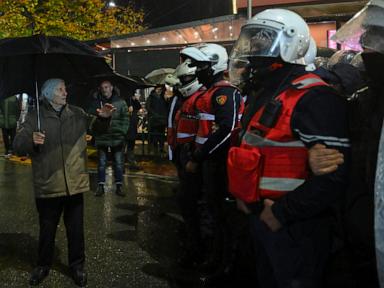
top-left (41, 99), bottom-right (75, 120)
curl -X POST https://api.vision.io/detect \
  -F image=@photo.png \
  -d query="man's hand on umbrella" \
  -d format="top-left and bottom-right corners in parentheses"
top-left (33, 132), bottom-right (45, 145)
top-left (97, 103), bottom-right (116, 118)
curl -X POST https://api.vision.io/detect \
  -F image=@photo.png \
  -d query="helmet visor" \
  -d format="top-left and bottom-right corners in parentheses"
top-left (228, 58), bottom-right (251, 86)
top-left (332, 5), bottom-right (384, 53)
top-left (230, 26), bottom-right (282, 60)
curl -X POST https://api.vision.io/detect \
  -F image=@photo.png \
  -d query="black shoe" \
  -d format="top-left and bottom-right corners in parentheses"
top-left (95, 184), bottom-right (105, 196)
top-left (115, 184), bottom-right (126, 197)
top-left (71, 268), bottom-right (87, 287)
top-left (29, 266), bottom-right (49, 286)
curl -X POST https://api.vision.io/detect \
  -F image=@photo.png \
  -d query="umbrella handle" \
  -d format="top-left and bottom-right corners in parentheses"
top-left (35, 81), bottom-right (41, 132)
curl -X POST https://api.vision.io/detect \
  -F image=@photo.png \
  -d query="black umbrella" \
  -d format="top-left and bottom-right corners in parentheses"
top-left (0, 34), bottom-right (114, 130)
top-left (67, 72), bottom-right (153, 109)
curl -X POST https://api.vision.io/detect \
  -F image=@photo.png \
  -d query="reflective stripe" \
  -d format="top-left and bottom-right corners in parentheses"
top-left (323, 141), bottom-right (351, 148)
top-left (180, 114), bottom-right (199, 120)
top-left (294, 129), bottom-right (350, 147)
top-left (243, 131), bottom-right (305, 147)
top-left (177, 132), bottom-right (196, 139)
top-left (168, 96), bottom-right (178, 128)
top-left (168, 145), bottom-right (173, 161)
top-left (238, 114), bottom-right (243, 120)
top-left (293, 78), bottom-right (325, 89)
top-left (195, 136), bottom-right (208, 144)
top-left (260, 177), bottom-right (305, 192)
top-left (198, 113), bottom-right (215, 121)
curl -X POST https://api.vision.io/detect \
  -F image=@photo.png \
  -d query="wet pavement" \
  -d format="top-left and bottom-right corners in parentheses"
top-left (0, 155), bottom-right (193, 288)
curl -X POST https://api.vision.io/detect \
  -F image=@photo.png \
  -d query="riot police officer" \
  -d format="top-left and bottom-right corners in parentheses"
top-left (228, 9), bottom-right (350, 287)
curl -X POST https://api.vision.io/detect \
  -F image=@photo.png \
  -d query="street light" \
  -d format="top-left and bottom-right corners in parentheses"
top-left (108, 1), bottom-right (117, 8)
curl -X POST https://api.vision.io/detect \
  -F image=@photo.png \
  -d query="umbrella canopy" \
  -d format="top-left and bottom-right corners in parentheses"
top-left (128, 75), bottom-right (155, 88)
top-left (67, 72), bottom-right (153, 109)
top-left (145, 68), bottom-right (175, 85)
top-left (0, 34), bottom-right (114, 99)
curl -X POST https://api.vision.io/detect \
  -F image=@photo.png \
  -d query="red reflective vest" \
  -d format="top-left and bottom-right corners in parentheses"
top-left (175, 89), bottom-right (206, 144)
top-left (166, 89), bottom-right (206, 150)
top-left (195, 80), bottom-right (244, 147)
top-left (227, 73), bottom-right (328, 203)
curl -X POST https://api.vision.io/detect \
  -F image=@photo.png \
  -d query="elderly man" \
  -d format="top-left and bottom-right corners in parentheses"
top-left (13, 78), bottom-right (115, 287)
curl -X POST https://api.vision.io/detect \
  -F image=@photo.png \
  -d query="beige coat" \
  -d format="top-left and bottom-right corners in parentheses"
top-left (13, 101), bottom-right (108, 198)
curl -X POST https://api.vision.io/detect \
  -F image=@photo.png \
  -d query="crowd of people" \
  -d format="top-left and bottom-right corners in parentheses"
top-left (3, 0), bottom-right (384, 287)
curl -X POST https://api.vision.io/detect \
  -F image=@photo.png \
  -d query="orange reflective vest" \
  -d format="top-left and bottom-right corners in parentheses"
top-left (194, 80), bottom-right (244, 147)
top-left (175, 89), bottom-right (206, 144)
top-left (227, 73), bottom-right (328, 203)
top-left (166, 89), bottom-right (206, 151)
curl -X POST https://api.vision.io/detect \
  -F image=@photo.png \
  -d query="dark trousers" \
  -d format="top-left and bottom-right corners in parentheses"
top-left (2, 128), bottom-right (16, 154)
top-left (250, 215), bottom-right (332, 288)
top-left (148, 125), bottom-right (165, 151)
top-left (35, 194), bottom-right (85, 269)
top-left (201, 158), bottom-right (234, 266)
top-left (126, 139), bottom-right (135, 152)
top-left (176, 160), bottom-right (203, 255)
top-left (97, 145), bottom-right (124, 184)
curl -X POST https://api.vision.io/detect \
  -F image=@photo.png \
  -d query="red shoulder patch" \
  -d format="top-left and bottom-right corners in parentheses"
top-left (216, 95), bottom-right (227, 105)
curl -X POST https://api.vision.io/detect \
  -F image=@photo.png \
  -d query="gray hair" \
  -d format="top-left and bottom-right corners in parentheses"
top-left (41, 78), bottom-right (64, 101)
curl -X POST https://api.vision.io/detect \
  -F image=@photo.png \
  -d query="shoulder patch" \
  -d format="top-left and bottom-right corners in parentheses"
top-left (216, 95), bottom-right (227, 105)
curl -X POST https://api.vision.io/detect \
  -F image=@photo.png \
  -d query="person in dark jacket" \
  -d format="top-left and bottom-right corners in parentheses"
top-left (230, 9), bottom-right (349, 288)
top-left (126, 91), bottom-right (142, 170)
top-left (88, 80), bottom-right (130, 197)
top-left (13, 78), bottom-right (115, 287)
top-left (0, 95), bottom-right (21, 156)
top-left (145, 85), bottom-right (168, 155)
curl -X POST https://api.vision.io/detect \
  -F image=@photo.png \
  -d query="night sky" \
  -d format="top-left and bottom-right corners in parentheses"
top-left (106, 0), bottom-right (233, 28)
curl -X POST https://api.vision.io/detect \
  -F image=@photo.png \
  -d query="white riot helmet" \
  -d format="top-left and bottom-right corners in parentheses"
top-left (174, 59), bottom-right (203, 97)
top-left (230, 9), bottom-right (311, 65)
top-left (332, 0), bottom-right (384, 53)
top-left (180, 43), bottom-right (228, 75)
